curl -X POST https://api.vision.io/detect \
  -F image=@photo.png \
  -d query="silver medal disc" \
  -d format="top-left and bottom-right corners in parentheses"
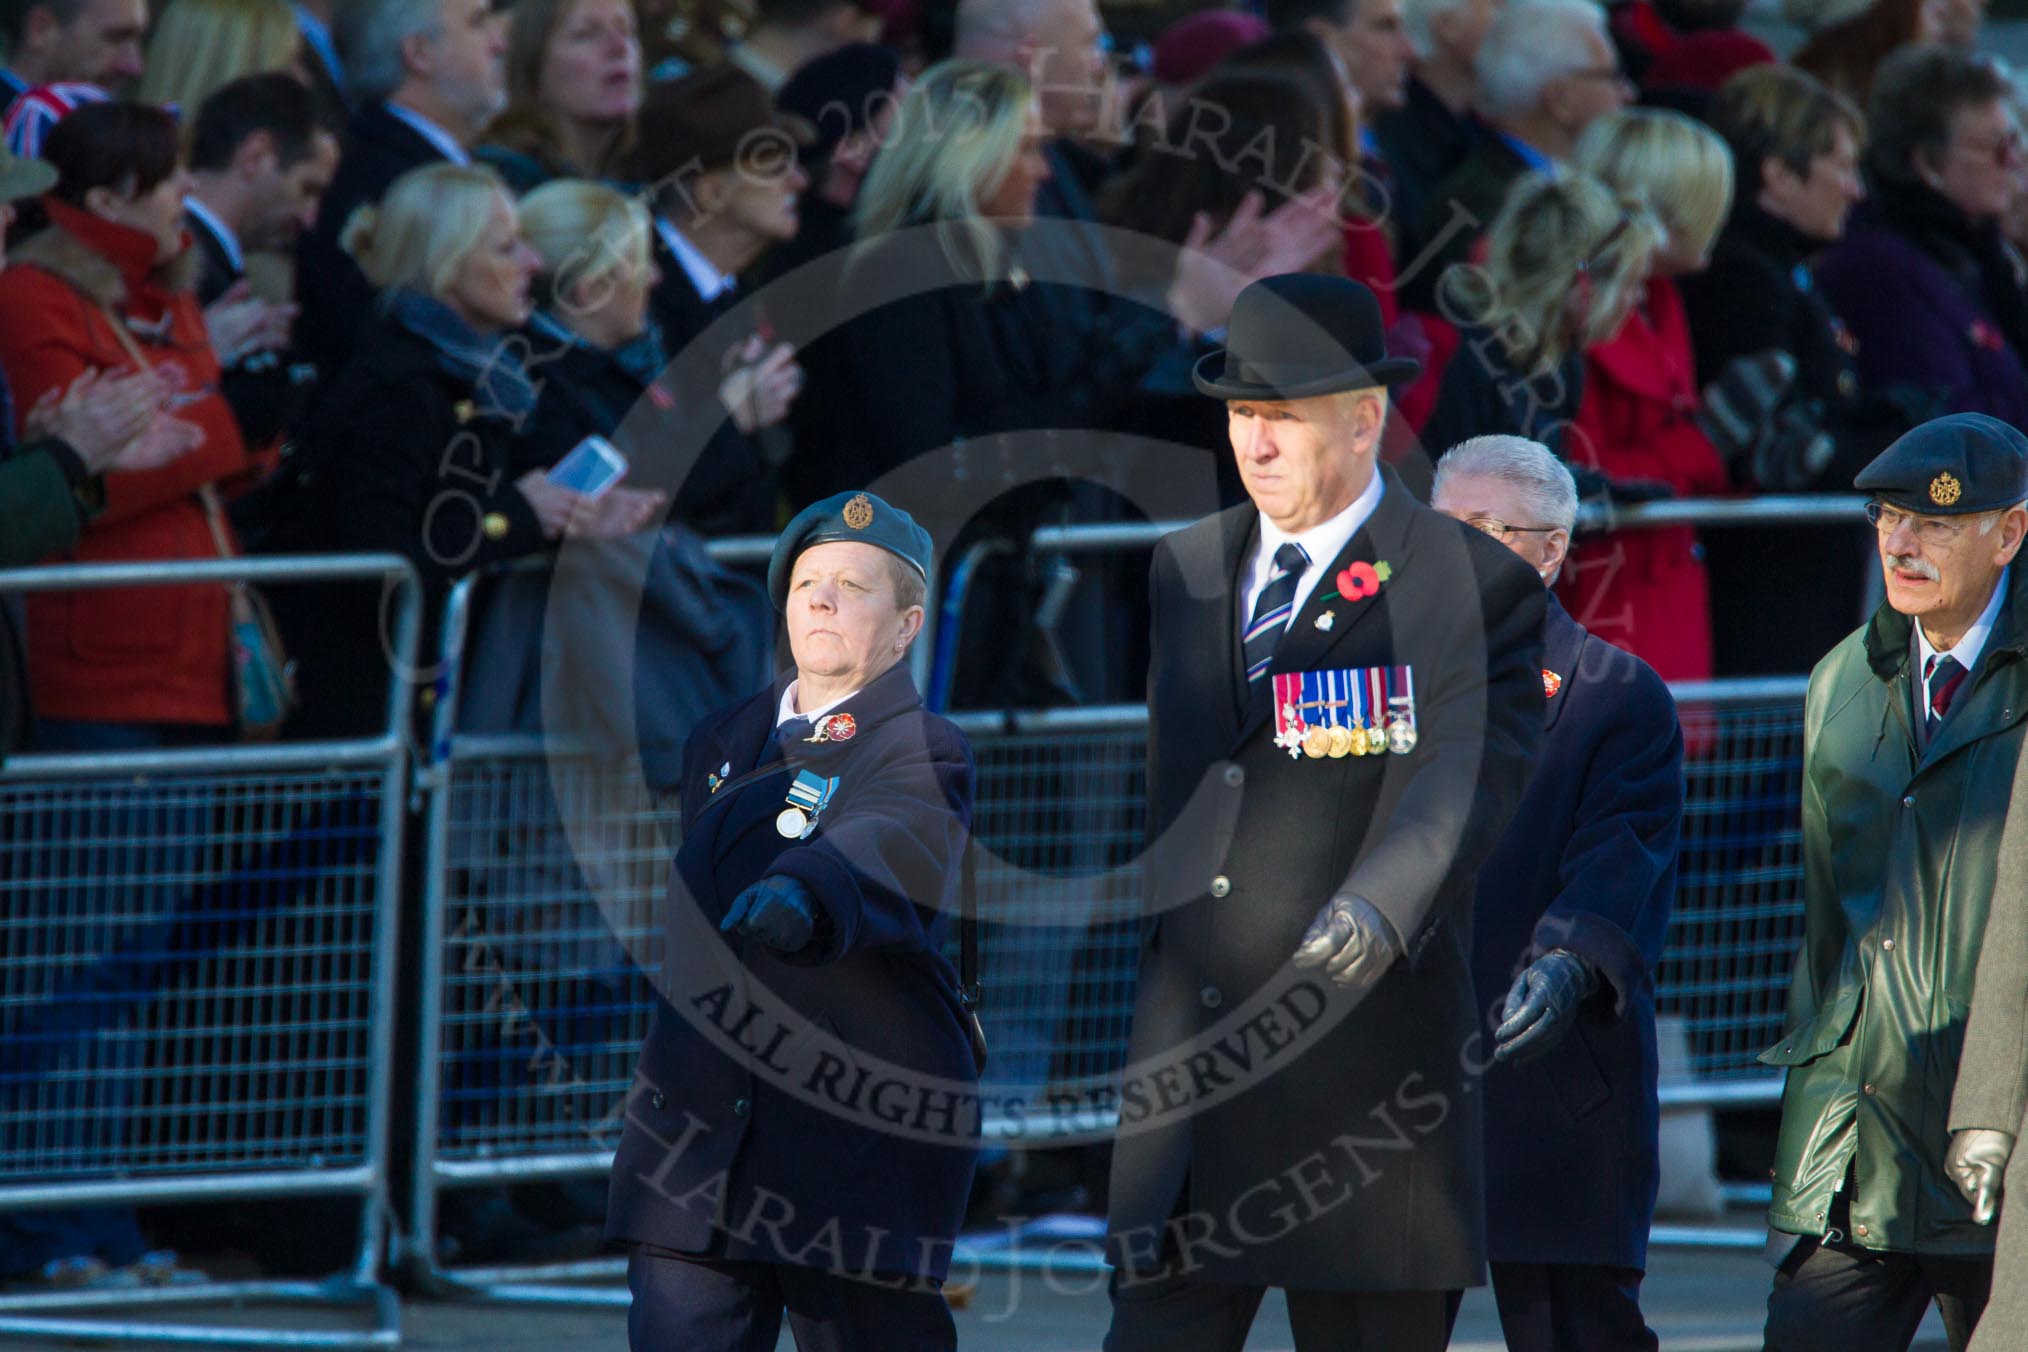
top-left (775, 807), bottom-right (809, 838)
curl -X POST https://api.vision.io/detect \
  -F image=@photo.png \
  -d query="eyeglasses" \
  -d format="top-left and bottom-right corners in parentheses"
top-left (1465, 516), bottom-right (1562, 542)
top-left (1952, 129), bottom-right (2024, 167)
top-left (1865, 499), bottom-right (1983, 547)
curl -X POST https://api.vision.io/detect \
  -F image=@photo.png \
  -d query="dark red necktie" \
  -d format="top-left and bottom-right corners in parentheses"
top-left (1925, 653), bottom-right (1967, 737)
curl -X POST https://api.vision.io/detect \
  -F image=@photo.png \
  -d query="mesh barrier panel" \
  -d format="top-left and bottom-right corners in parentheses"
top-left (0, 768), bottom-right (389, 1181)
top-left (427, 696), bottom-right (1804, 1162)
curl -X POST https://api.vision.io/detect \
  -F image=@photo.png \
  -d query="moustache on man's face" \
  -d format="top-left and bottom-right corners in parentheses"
top-left (1886, 554), bottom-right (1941, 583)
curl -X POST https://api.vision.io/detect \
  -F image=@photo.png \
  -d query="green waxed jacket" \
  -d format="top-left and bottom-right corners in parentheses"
top-left (1763, 565), bottom-right (2028, 1255)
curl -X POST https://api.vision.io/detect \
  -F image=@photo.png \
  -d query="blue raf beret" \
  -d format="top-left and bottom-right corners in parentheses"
top-left (768, 491), bottom-right (934, 611)
top-left (1855, 413), bottom-right (2028, 516)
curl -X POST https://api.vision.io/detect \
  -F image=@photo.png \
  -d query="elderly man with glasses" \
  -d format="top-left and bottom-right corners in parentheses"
top-left (1761, 413), bottom-right (2028, 1351)
top-left (1431, 435), bottom-right (1682, 1352)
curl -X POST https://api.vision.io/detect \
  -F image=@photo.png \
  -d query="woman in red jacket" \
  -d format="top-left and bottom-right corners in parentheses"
top-left (0, 100), bottom-right (253, 750)
top-left (1565, 108), bottom-right (1736, 681)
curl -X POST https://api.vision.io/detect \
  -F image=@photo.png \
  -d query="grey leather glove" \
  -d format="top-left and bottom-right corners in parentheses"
top-left (1493, 949), bottom-right (1595, 1064)
top-left (1291, 893), bottom-right (1402, 992)
top-left (720, 875), bottom-right (820, 953)
top-left (1946, 1127), bottom-right (2014, 1225)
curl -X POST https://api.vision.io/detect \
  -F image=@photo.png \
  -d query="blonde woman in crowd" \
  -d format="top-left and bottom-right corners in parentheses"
top-left (1563, 108), bottom-right (1735, 681)
top-left (1422, 170), bottom-right (1664, 460)
top-left (137, 0), bottom-right (302, 123)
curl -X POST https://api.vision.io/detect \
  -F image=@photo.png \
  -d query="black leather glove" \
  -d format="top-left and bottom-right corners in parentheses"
top-left (1493, 949), bottom-right (1595, 1063)
top-left (1291, 893), bottom-right (1402, 992)
top-left (720, 875), bottom-right (820, 953)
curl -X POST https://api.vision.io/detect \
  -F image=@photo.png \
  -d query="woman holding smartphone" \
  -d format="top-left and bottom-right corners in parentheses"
top-left (278, 162), bottom-right (663, 738)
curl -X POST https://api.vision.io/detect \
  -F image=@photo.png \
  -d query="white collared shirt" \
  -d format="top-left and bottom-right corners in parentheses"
top-left (383, 100), bottom-right (470, 166)
top-left (777, 680), bottom-right (859, 729)
top-left (182, 195), bottom-right (243, 274)
top-left (656, 217), bottom-right (736, 304)
top-left (1240, 471), bottom-right (1386, 629)
top-left (1916, 566), bottom-right (2008, 714)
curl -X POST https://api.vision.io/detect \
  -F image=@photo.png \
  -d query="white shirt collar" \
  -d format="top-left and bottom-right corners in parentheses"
top-left (382, 100), bottom-right (470, 166)
top-left (182, 195), bottom-right (243, 274)
top-left (778, 679), bottom-right (858, 728)
top-left (1916, 566), bottom-right (2009, 692)
top-left (294, 5), bottom-right (345, 93)
top-left (1244, 470), bottom-right (1387, 627)
top-left (657, 217), bottom-right (736, 303)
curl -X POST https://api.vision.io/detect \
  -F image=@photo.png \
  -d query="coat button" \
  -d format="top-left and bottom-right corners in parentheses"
top-left (733, 1097), bottom-right (751, 1119)
top-left (1223, 765), bottom-right (1244, 788)
top-left (650, 1090), bottom-right (665, 1110)
top-left (1200, 986), bottom-right (1223, 1009)
top-left (1903, 795), bottom-right (1915, 807)
top-left (482, 512), bottom-right (510, 541)
top-left (1863, 1083), bottom-right (1877, 1095)
top-left (1881, 938), bottom-right (1895, 952)
top-left (1209, 876), bottom-right (1231, 898)
top-left (1856, 1223), bottom-right (1869, 1238)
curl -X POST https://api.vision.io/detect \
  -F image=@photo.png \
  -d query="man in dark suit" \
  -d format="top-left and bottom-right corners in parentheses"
top-left (0, 0), bottom-right (146, 110)
top-left (184, 74), bottom-right (338, 448)
top-left (1431, 434), bottom-right (1683, 1352)
top-left (292, 0), bottom-right (506, 377)
top-left (1104, 275), bottom-right (1546, 1352)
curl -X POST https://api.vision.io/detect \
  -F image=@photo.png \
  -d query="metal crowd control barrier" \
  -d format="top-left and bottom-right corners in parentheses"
top-left (0, 555), bottom-right (419, 1347)
top-left (403, 501), bottom-right (1837, 1299)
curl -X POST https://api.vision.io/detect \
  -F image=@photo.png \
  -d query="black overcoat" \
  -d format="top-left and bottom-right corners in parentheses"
top-left (1472, 596), bottom-right (1682, 1270)
top-left (606, 662), bottom-right (981, 1282)
top-left (1105, 468), bottom-right (1545, 1291)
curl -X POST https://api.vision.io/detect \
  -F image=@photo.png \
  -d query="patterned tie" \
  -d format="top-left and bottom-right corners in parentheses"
top-left (1243, 543), bottom-right (1310, 683)
top-left (1925, 654), bottom-right (1967, 738)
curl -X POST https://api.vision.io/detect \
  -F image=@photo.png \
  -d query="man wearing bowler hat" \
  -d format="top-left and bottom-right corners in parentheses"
top-left (1761, 414), bottom-right (2028, 1351)
top-left (1104, 274), bottom-right (1547, 1351)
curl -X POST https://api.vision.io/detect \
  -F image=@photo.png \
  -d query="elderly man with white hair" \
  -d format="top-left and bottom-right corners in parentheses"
top-left (1431, 436), bottom-right (1683, 1352)
top-left (1407, 0), bottom-right (1630, 301)
top-left (1377, 0), bottom-right (1504, 248)
top-left (294, 0), bottom-right (507, 375)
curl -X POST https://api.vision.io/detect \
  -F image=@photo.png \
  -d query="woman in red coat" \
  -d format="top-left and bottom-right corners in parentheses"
top-left (1564, 109), bottom-right (1736, 681)
top-left (0, 100), bottom-right (251, 749)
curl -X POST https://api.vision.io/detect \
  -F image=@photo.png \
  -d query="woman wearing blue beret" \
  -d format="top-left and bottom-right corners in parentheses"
top-left (606, 491), bottom-right (980, 1351)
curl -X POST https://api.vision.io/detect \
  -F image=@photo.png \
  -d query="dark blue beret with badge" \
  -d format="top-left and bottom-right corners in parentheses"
top-left (767, 491), bottom-right (934, 611)
top-left (1855, 413), bottom-right (2028, 516)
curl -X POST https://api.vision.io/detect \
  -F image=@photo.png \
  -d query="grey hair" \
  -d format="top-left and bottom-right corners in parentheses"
top-left (339, 0), bottom-right (446, 106)
top-left (1403, 0), bottom-right (1473, 61)
top-left (1475, 0), bottom-right (1610, 124)
top-left (1433, 434), bottom-right (1580, 533)
top-left (888, 555), bottom-right (928, 613)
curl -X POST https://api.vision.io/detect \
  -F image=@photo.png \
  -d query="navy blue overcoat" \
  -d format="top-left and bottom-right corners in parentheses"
top-left (1472, 596), bottom-right (1683, 1270)
top-left (605, 661), bottom-right (980, 1281)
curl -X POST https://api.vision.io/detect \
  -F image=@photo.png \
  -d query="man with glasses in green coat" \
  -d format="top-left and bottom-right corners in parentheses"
top-left (1762, 413), bottom-right (2028, 1351)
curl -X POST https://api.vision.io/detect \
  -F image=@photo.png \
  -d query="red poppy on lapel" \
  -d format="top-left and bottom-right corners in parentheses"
top-left (1337, 560), bottom-right (1393, 602)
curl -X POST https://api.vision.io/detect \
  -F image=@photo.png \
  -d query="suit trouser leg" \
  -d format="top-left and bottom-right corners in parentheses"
top-left (1917, 1251), bottom-right (1995, 1352)
top-left (1489, 1262), bottom-right (1658, 1352)
top-left (1764, 1238), bottom-right (1955, 1352)
top-left (626, 1249), bottom-right (783, 1352)
top-left (1285, 1288), bottom-right (1454, 1352)
top-left (1103, 1269), bottom-right (1266, 1352)
top-left (775, 1263), bottom-right (957, 1352)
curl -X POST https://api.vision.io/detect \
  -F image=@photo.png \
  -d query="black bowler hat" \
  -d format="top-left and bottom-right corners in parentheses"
top-left (1192, 274), bottom-right (1421, 401)
top-left (768, 491), bottom-right (934, 611)
top-left (1855, 413), bottom-right (2028, 516)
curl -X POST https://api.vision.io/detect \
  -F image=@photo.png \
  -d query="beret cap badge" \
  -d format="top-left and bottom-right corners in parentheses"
top-left (1931, 472), bottom-right (1963, 507)
top-left (842, 494), bottom-right (875, 530)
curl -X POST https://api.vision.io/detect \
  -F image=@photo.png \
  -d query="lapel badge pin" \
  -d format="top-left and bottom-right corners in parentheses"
top-left (1315, 611), bottom-right (1335, 631)
top-left (707, 761), bottom-right (731, 794)
top-left (1542, 670), bottom-right (1563, 699)
top-left (806, 712), bottom-right (857, 743)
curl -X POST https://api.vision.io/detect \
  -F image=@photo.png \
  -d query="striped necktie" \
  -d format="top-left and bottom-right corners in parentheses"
top-left (1243, 543), bottom-right (1310, 683)
top-left (1924, 654), bottom-right (1967, 739)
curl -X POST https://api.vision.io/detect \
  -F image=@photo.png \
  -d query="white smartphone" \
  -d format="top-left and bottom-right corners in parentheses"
top-left (546, 434), bottom-right (629, 499)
